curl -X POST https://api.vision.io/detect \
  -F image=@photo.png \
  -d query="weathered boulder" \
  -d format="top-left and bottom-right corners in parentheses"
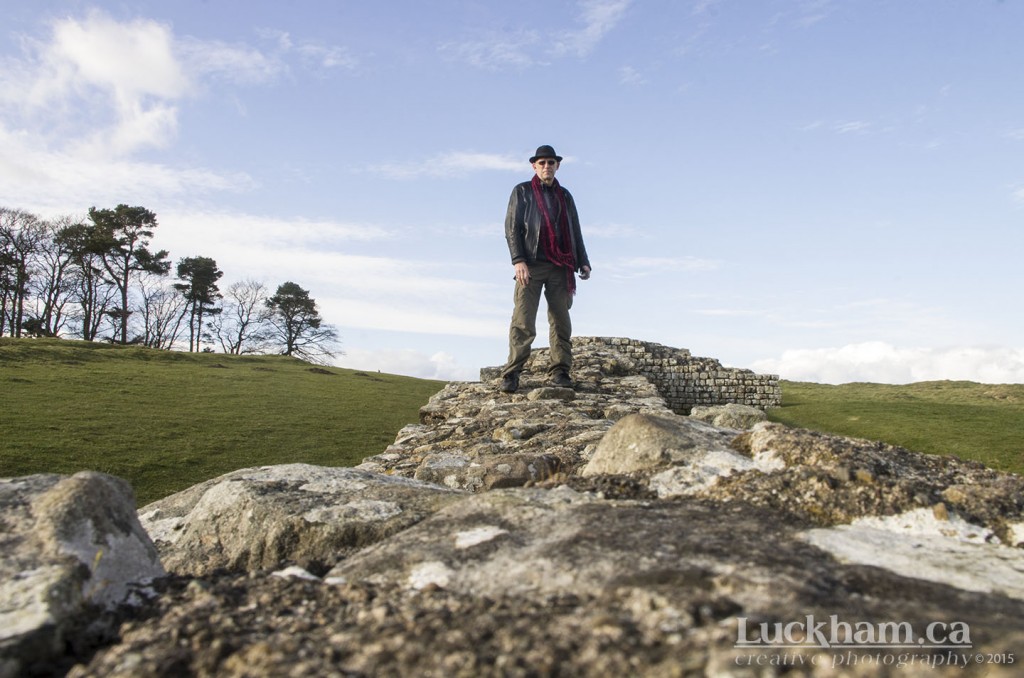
top-left (0, 472), bottom-right (163, 678)
top-left (579, 413), bottom-right (786, 498)
top-left (138, 464), bottom-right (466, 576)
top-left (689, 402), bottom-right (768, 429)
top-left (412, 451), bottom-right (563, 491)
top-left (581, 412), bottom-right (739, 475)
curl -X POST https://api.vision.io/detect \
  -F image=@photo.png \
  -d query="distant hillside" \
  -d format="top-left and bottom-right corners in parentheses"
top-left (0, 338), bottom-right (445, 505)
top-left (769, 380), bottom-right (1024, 476)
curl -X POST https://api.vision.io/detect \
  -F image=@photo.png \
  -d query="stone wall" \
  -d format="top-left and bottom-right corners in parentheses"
top-left (485, 336), bottom-right (781, 414)
top-left (576, 337), bottom-right (781, 414)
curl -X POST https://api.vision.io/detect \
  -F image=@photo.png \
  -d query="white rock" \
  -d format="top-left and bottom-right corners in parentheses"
top-left (454, 525), bottom-right (508, 549)
top-left (648, 449), bottom-right (755, 498)
top-left (408, 561), bottom-right (455, 590)
top-left (801, 509), bottom-right (1024, 600)
top-left (272, 566), bottom-right (321, 581)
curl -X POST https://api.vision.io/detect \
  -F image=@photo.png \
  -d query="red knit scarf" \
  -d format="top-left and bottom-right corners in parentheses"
top-left (531, 175), bottom-right (577, 295)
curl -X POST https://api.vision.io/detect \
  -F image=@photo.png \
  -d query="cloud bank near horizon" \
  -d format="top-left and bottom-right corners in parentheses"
top-left (751, 342), bottom-right (1024, 385)
top-left (333, 341), bottom-right (1024, 386)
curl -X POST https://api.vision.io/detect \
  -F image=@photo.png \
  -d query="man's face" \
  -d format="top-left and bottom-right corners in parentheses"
top-left (532, 158), bottom-right (559, 184)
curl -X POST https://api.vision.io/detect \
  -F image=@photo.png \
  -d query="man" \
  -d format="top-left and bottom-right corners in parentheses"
top-left (499, 144), bottom-right (591, 393)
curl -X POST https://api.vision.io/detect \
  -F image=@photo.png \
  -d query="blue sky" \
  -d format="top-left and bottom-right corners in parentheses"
top-left (2, 0), bottom-right (1022, 383)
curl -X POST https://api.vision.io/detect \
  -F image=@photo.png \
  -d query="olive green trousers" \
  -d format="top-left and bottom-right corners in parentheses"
top-left (502, 261), bottom-right (573, 378)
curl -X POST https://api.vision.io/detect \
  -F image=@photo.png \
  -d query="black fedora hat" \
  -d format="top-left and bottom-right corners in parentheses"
top-left (530, 144), bottom-right (563, 163)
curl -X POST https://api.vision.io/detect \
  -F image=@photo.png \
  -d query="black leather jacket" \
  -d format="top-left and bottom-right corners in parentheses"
top-left (505, 181), bottom-right (590, 270)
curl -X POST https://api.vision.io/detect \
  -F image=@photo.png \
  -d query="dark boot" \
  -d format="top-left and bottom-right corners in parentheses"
top-left (500, 372), bottom-right (520, 393)
top-left (551, 370), bottom-right (573, 388)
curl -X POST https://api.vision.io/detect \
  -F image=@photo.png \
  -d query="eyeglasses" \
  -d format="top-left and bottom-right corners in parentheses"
top-left (535, 159), bottom-right (557, 167)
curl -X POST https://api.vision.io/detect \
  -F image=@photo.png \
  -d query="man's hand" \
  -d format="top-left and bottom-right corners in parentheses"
top-left (514, 261), bottom-right (531, 286)
top-left (580, 265), bottom-right (591, 281)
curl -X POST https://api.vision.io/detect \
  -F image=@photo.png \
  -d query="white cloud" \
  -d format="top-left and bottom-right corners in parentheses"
top-left (606, 255), bottom-right (721, 278)
top-left (153, 209), bottom-right (508, 342)
top-left (441, 0), bottom-right (630, 68)
top-left (800, 119), bottom-right (872, 136)
top-left (585, 222), bottom-right (642, 238)
top-left (692, 0), bottom-right (724, 16)
top-left (336, 348), bottom-right (475, 381)
top-left (0, 11), bottom-right (365, 214)
top-left (0, 11), bottom-right (267, 203)
top-left (1, 9), bottom-right (353, 164)
top-left (694, 308), bottom-right (764, 318)
top-left (438, 31), bottom-right (540, 69)
top-left (833, 120), bottom-right (870, 134)
top-left (297, 43), bottom-right (358, 71)
top-left (618, 65), bottom-right (646, 86)
top-left (554, 0), bottom-right (632, 57)
top-left (49, 12), bottom-right (190, 101)
top-left (751, 342), bottom-right (1024, 384)
top-left (253, 29), bottom-right (358, 73)
top-left (159, 209), bottom-right (392, 253)
top-left (180, 38), bottom-right (285, 84)
top-left (0, 12), bottom-right (190, 155)
top-left (370, 151), bottom-right (524, 179)
top-left (794, 0), bottom-right (834, 28)
top-left (0, 127), bottom-right (255, 213)
top-left (0, 128), bottom-right (255, 213)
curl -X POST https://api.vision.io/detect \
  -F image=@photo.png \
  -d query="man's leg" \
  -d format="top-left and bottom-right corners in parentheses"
top-left (502, 270), bottom-right (544, 379)
top-left (544, 266), bottom-right (573, 378)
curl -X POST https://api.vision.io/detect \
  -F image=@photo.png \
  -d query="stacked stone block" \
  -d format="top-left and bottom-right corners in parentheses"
top-left (568, 337), bottom-right (780, 414)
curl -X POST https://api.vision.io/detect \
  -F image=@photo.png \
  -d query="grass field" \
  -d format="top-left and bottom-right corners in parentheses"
top-left (0, 338), bottom-right (445, 505)
top-left (768, 380), bottom-right (1024, 475)
top-left (3, 340), bottom-right (1022, 507)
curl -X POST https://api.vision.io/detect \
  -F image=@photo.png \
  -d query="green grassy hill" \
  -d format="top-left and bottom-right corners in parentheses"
top-left (3, 340), bottom-right (1022, 507)
top-left (768, 380), bottom-right (1024, 475)
top-left (0, 338), bottom-right (445, 505)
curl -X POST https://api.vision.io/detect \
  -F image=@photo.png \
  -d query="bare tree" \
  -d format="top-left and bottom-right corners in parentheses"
top-left (138, 273), bottom-right (188, 349)
top-left (0, 218), bottom-right (15, 337)
top-left (0, 208), bottom-right (44, 337)
top-left (28, 215), bottom-right (84, 336)
top-left (68, 229), bottom-right (118, 341)
top-left (211, 279), bottom-right (274, 355)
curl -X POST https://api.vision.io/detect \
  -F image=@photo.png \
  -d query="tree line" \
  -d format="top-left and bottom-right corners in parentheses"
top-left (0, 204), bottom-right (339, 363)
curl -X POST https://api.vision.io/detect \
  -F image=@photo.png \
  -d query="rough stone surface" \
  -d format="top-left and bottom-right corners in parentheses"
top-left (0, 472), bottom-right (163, 678)
top-left (138, 464), bottom-right (467, 576)
top-left (802, 509), bottom-right (1024, 600)
top-left (690, 402), bottom-right (769, 429)
top-left (716, 422), bottom-right (1024, 543)
top-left (10, 337), bottom-right (1024, 676)
top-left (68, 493), bottom-right (1024, 677)
top-left (581, 412), bottom-right (740, 476)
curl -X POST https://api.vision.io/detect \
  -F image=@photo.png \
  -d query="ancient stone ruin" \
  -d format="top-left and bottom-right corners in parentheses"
top-left (483, 336), bottom-right (782, 414)
top-left (3, 337), bottom-right (1023, 677)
